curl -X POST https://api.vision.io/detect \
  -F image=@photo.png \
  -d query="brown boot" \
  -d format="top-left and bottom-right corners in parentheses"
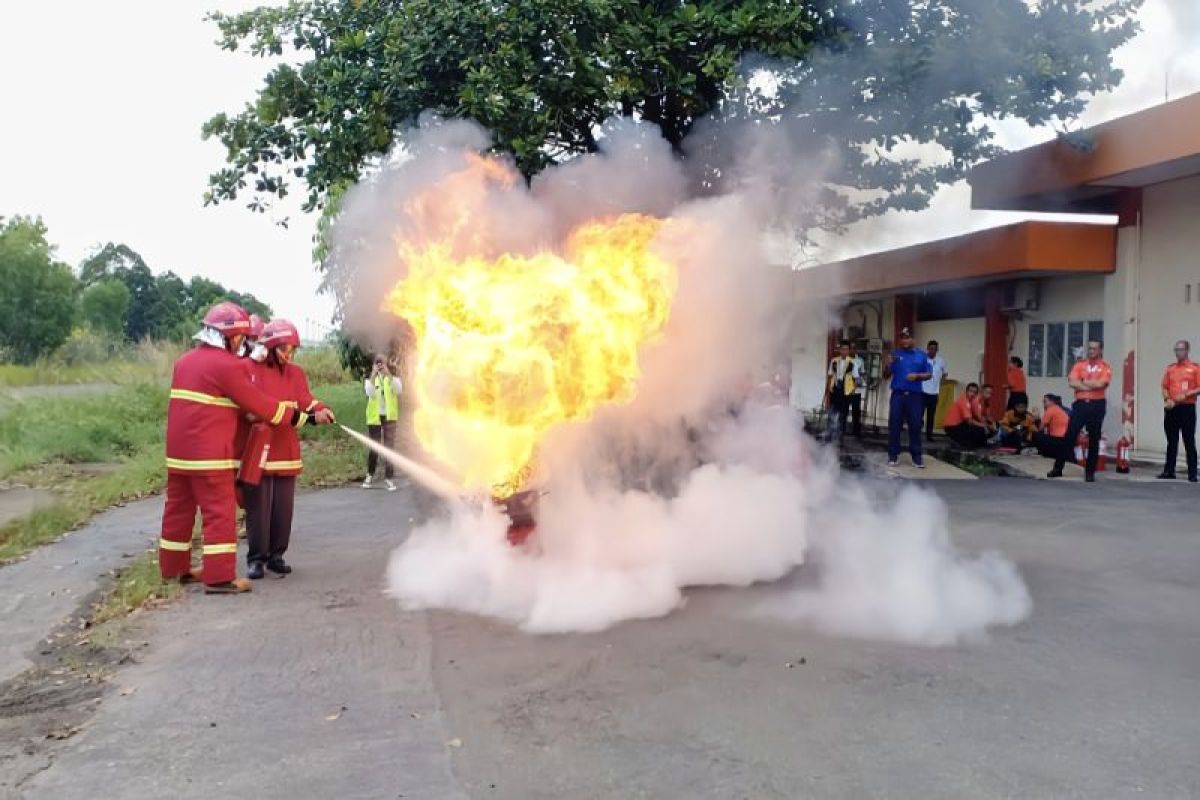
top-left (177, 568), bottom-right (204, 585)
top-left (204, 578), bottom-right (253, 595)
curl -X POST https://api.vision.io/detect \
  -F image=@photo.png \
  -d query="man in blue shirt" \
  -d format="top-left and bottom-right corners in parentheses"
top-left (885, 327), bottom-right (933, 467)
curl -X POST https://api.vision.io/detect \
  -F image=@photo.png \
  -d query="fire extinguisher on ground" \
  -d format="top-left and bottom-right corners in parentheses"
top-left (1074, 430), bottom-right (1088, 466)
top-left (1115, 435), bottom-right (1131, 473)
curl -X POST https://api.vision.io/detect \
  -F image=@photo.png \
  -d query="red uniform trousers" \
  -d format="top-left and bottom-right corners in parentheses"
top-left (159, 471), bottom-right (239, 585)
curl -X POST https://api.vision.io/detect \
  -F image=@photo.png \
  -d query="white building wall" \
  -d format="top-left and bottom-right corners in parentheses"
top-left (1134, 174), bottom-right (1200, 458)
top-left (915, 317), bottom-right (985, 391)
top-left (1009, 275), bottom-right (1109, 424)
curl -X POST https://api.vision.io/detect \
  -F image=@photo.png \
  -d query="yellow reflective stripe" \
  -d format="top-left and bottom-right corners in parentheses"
top-left (166, 457), bottom-right (240, 470)
top-left (270, 402), bottom-right (289, 425)
top-left (297, 412), bottom-right (310, 427)
top-left (169, 389), bottom-right (237, 408)
top-left (263, 460), bottom-right (303, 471)
top-left (304, 400), bottom-right (318, 412)
top-left (202, 543), bottom-right (238, 555)
top-left (159, 538), bottom-right (192, 552)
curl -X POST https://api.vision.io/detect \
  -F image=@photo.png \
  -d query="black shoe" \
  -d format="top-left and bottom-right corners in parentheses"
top-left (1084, 472), bottom-right (1096, 482)
top-left (266, 558), bottom-right (292, 576)
top-left (1156, 472), bottom-right (1176, 480)
top-left (1189, 475), bottom-right (1198, 483)
top-left (247, 561), bottom-right (265, 580)
top-left (1046, 469), bottom-right (1063, 478)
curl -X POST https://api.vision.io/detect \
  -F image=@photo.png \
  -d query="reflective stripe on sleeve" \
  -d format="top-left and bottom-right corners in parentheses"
top-left (201, 543), bottom-right (238, 556)
top-left (270, 402), bottom-right (289, 425)
top-left (169, 389), bottom-right (238, 408)
top-left (159, 538), bottom-right (192, 552)
top-left (263, 460), bottom-right (304, 471)
top-left (165, 458), bottom-right (240, 471)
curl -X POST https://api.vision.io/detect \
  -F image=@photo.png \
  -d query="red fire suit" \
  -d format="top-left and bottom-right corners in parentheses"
top-left (159, 343), bottom-right (307, 585)
top-left (240, 359), bottom-right (328, 566)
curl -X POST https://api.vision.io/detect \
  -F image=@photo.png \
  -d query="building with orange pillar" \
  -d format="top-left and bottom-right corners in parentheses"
top-left (790, 92), bottom-right (1200, 460)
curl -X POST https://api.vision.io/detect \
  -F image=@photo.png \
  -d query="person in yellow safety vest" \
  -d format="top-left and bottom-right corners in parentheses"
top-left (363, 353), bottom-right (403, 491)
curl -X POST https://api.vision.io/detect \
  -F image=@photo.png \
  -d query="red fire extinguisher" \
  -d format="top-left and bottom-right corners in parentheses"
top-left (1115, 435), bottom-right (1131, 474)
top-left (1074, 429), bottom-right (1088, 466)
top-left (237, 422), bottom-right (272, 486)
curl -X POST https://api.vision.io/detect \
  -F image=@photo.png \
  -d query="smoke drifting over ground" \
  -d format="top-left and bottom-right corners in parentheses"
top-left (331, 117), bottom-right (1032, 646)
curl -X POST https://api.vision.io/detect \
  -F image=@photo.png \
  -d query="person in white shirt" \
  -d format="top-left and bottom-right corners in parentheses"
top-left (825, 341), bottom-right (861, 444)
top-left (921, 339), bottom-right (948, 442)
top-left (362, 354), bottom-right (404, 491)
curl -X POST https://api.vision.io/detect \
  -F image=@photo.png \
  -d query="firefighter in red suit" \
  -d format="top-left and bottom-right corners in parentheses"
top-left (160, 302), bottom-right (312, 594)
top-left (242, 319), bottom-right (335, 579)
top-left (231, 313), bottom-right (268, 484)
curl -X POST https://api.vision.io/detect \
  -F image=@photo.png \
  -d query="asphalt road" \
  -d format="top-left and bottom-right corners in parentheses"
top-left (9, 478), bottom-right (1200, 799)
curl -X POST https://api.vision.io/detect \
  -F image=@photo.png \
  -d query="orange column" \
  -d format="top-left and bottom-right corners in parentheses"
top-left (983, 285), bottom-right (1009, 395)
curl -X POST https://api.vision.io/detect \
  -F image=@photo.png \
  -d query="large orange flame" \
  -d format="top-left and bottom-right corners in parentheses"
top-left (382, 155), bottom-right (677, 498)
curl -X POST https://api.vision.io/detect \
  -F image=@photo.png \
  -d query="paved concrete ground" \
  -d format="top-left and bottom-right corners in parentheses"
top-left (7, 478), bottom-right (1200, 799)
top-left (992, 451), bottom-right (1182, 482)
top-left (863, 451), bottom-right (977, 480)
top-left (0, 497), bottom-right (163, 685)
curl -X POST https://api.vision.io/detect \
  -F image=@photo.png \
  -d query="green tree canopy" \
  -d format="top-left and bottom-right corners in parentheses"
top-left (203, 0), bottom-right (1139, 229)
top-left (0, 217), bottom-right (79, 363)
top-left (77, 243), bottom-right (274, 341)
top-left (79, 279), bottom-right (132, 337)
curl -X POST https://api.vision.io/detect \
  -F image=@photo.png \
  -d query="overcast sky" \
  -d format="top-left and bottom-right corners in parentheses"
top-left (1, 1), bottom-right (1197, 331)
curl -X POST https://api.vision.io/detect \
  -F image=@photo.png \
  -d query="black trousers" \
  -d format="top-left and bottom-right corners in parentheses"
top-left (366, 421), bottom-right (397, 479)
top-left (946, 422), bottom-right (988, 449)
top-left (1163, 403), bottom-right (1198, 478)
top-left (846, 394), bottom-right (862, 436)
top-left (827, 392), bottom-right (850, 442)
top-left (1033, 431), bottom-right (1070, 461)
top-left (1054, 400), bottom-right (1105, 475)
top-left (243, 475), bottom-right (297, 565)
top-left (923, 393), bottom-right (939, 438)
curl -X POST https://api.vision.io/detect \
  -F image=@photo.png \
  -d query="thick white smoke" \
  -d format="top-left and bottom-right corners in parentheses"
top-left (332, 117), bottom-right (1033, 646)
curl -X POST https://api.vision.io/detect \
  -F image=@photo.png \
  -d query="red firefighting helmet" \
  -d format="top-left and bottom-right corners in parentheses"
top-left (202, 301), bottom-right (251, 337)
top-left (248, 314), bottom-right (265, 339)
top-left (261, 318), bottom-right (301, 350)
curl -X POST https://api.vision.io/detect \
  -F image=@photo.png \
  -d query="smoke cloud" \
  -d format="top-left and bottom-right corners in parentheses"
top-left (331, 114), bottom-right (1032, 646)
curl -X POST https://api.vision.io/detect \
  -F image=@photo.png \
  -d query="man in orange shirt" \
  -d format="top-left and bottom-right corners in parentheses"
top-left (943, 382), bottom-right (989, 449)
top-left (1050, 339), bottom-right (1111, 482)
top-left (1159, 339), bottom-right (1200, 482)
top-left (1034, 393), bottom-right (1070, 461)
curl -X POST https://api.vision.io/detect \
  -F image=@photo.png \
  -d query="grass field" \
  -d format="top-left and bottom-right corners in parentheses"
top-left (0, 345), bottom-right (373, 563)
top-left (0, 338), bottom-right (180, 388)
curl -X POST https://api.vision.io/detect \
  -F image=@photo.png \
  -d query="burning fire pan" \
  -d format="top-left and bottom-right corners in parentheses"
top-left (493, 489), bottom-right (541, 546)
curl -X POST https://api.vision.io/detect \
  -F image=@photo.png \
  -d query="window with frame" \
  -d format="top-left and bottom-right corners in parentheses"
top-left (1028, 320), bottom-right (1104, 378)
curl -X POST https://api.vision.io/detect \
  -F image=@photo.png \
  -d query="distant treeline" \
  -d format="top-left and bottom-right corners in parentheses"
top-left (0, 215), bottom-right (272, 364)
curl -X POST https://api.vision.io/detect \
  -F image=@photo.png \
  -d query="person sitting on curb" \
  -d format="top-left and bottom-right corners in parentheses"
top-left (997, 401), bottom-right (1038, 452)
top-left (942, 383), bottom-right (991, 449)
top-left (1033, 393), bottom-right (1071, 462)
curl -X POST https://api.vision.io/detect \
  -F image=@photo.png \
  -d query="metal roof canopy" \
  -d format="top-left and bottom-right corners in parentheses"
top-left (793, 220), bottom-right (1116, 300)
top-left (969, 92), bottom-right (1200, 214)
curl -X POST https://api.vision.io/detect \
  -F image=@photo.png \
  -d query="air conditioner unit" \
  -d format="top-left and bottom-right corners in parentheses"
top-left (1002, 280), bottom-right (1039, 312)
